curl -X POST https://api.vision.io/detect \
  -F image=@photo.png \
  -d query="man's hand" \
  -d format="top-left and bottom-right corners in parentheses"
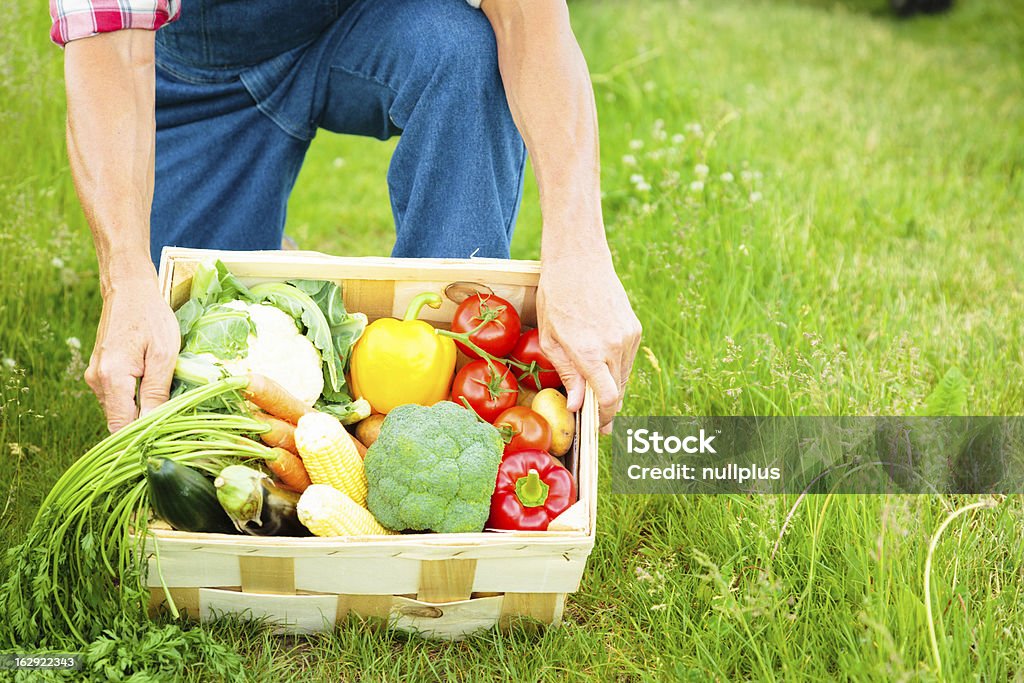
top-left (483, 1), bottom-right (640, 430)
top-left (537, 251), bottom-right (641, 433)
top-left (85, 275), bottom-right (180, 432)
top-left (64, 31), bottom-right (163, 430)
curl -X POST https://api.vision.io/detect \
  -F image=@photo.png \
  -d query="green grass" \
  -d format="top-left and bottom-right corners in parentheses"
top-left (2, 0), bottom-right (1024, 680)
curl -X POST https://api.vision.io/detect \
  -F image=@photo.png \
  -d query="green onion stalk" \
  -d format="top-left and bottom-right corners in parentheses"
top-left (0, 376), bottom-right (272, 650)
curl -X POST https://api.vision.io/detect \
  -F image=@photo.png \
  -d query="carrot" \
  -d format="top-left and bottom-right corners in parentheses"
top-left (252, 412), bottom-right (298, 453)
top-left (266, 447), bottom-right (313, 493)
top-left (243, 373), bottom-right (314, 424)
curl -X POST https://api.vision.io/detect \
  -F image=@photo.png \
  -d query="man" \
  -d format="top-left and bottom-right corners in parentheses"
top-left (53, 0), bottom-right (641, 435)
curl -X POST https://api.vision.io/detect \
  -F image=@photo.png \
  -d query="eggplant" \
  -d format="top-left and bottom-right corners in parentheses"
top-left (214, 465), bottom-right (311, 536)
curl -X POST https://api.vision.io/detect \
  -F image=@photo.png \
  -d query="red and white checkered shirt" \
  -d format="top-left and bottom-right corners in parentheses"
top-left (49, 0), bottom-right (182, 47)
top-left (50, 0), bottom-right (483, 47)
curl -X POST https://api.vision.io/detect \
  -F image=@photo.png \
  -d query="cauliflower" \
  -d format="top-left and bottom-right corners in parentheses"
top-left (173, 261), bottom-right (369, 415)
top-left (363, 402), bottom-right (503, 533)
top-left (199, 302), bottom-right (324, 406)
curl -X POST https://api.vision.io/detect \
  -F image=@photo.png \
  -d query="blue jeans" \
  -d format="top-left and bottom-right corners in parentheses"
top-left (151, 0), bottom-right (526, 264)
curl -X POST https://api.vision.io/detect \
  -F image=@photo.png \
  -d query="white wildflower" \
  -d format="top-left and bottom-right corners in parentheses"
top-left (635, 181), bottom-right (652, 192)
top-left (651, 604), bottom-right (667, 612)
top-left (51, 257), bottom-right (65, 269)
top-left (689, 180), bottom-right (704, 193)
top-left (622, 154), bottom-right (637, 166)
top-left (629, 173), bottom-right (646, 185)
top-left (749, 191), bottom-right (763, 203)
top-left (671, 133), bottom-right (685, 145)
top-left (629, 139), bottom-right (645, 151)
top-left (741, 170), bottom-right (754, 183)
top-left (720, 171), bottom-right (734, 183)
top-left (738, 243), bottom-right (750, 256)
top-left (332, 157), bottom-right (345, 168)
top-left (3, 358), bottom-right (15, 369)
top-left (694, 163), bottom-right (709, 179)
top-left (66, 337), bottom-right (82, 350)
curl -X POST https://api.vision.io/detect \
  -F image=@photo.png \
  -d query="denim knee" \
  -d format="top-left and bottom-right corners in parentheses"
top-left (389, 6), bottom-right (506, 127)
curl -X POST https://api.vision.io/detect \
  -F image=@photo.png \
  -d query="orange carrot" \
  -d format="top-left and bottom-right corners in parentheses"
top-left (252, 412), bottom-right (298, 453)
top-left (243, 373), bottom-right (314, 424)
top-left (266, 447), bottom-right (313, 493)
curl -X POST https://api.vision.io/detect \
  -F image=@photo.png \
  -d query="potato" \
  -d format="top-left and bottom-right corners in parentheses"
top-left (532, 389), bottom-right (575, 457)
top-left (354, 413), bottom-right (386, 449)
top-left (516, 386), bottom-right (539, 408)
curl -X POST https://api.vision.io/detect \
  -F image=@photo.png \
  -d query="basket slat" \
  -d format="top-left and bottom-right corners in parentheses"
top-left (294, 556), bottom-right (421, 594)
top-left (240, 556), bottom-right (295, 595)
top-left (417, 559), bottom-right (477, 603)
top-left (499, 593), bottom-right (563, 627)
top-left (201, 588), bottom-right (337, 635)
top-left (390, 595), bottom-right (505, 640)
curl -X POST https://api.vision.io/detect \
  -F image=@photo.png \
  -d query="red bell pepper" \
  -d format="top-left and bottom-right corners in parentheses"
top-left (487, 450), bottom-right (577, 531)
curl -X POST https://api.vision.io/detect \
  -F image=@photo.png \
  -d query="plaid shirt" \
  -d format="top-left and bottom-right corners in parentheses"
top-left (50, 0), bottom-right (483, 47)
top-left (50, 0), bottom-right (182, 47)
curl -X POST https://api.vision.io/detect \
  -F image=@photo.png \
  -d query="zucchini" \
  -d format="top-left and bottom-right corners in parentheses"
top-left (214, 465), bottom-right (311, 537)
top-left (146, 457), bottom-right (238, 534)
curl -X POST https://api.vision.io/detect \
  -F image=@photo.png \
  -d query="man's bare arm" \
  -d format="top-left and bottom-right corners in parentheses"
top-left (482, 0), bottom-right (641, 431)
top-left (65, 31), bottom-right (180, 431)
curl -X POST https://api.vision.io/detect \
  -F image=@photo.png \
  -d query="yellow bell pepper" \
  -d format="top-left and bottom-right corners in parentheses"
top-left (350, 292), bottom-right (457, 414)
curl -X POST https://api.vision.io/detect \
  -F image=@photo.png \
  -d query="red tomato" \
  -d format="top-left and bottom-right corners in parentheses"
top-left (509, 328), bottom-right (562, 390)
top-left (450, 294), bottom-right (522, 359)
top-left (495, 406), bottom-right (552, 456)
top-left (451, 360), bottom-right (519, 423)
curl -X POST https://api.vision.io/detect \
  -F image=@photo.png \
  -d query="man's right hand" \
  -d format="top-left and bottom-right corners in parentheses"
top-left (64, 31), bottom-right (165, 431)
top-left (85, 275), bottom-right (181, 432)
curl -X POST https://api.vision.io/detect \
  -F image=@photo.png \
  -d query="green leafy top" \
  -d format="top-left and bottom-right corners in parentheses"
top-left (172, 261), bottom-right (367, 405)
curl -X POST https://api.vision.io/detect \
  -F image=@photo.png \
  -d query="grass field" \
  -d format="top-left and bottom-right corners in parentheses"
top-left (2, 0), bottom-right (1024, 680)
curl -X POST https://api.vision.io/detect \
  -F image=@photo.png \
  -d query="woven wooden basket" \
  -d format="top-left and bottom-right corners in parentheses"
top-left (146, 248), bottom-right (598, 639)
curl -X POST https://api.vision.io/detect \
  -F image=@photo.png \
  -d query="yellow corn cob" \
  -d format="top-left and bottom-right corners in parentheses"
top-left (294, 412), bottom-right (368, 506)
top-left (297, 485), bottom-right (394, 536)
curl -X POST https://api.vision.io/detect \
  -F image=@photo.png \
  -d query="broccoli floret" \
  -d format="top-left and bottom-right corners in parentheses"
top-left (364, 402), bottom-right (503, 533)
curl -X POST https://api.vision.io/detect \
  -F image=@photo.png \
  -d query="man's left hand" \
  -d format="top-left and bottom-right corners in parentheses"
top-left (536, 251), bottom-right (642, 434)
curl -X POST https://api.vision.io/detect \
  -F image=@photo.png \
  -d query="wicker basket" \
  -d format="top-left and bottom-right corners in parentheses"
top-left (145, 248), bottom-right (598, 639)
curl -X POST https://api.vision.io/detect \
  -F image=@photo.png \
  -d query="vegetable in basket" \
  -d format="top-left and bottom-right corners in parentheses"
top-left (297, 485), bottom-right (395, 536)
top-left (532, 388), bottom-right (576, 457)
top-left (449, 292), bottom-right (522, 359)
top-left (509, 328), bottom-right (563, 390)
top-left (146, 457), bottom-right (238, 534)
top-left (494, 406), bottom-right (552, 456)
top-left (363, 402), bottom-right (503, 533)
top-left (173, 260), bottom-right (370, 421)
top-left (214, 465), bottom-right (311, 537)
top-left (294, 411), bottom-right (368, 505)
top-left (349, 292), bottom-right (456, 414)
top-left (487, 450), bottom-right (577, 532)
top-left (451, 359), bottom-right (519, 423)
